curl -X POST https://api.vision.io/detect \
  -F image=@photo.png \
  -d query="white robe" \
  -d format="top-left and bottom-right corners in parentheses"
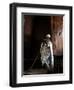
top-left (40, 41), bottom-right (54, 69)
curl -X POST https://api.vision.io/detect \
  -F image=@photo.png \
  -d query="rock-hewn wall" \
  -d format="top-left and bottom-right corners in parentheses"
top-left (51, 16), bottom-right (63, 55)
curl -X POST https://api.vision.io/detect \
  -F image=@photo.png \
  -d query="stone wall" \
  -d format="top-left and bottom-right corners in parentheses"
top-left (51, 16), bottom-right (63, 55)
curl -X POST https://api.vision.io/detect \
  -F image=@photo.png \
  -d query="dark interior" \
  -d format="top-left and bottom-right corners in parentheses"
top-left (23, 15), bottom-right (63, 75)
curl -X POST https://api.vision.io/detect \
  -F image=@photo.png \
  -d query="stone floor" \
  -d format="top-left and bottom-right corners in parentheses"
top-left (24, 56), bottom-right (63, 75)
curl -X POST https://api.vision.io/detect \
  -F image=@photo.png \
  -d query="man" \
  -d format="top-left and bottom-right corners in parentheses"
top-left (40, 34), bottom-right (54, 71)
